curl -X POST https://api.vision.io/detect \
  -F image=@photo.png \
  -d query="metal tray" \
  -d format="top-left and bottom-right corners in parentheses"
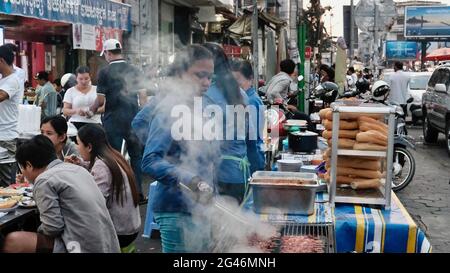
top-left (250, 171), bottom-right (319, 215)
top-left (251, 171), bottom-right (318, 185)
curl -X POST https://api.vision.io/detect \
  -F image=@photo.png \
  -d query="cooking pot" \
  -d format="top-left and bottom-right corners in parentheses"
top-left (288, 130), bottom-right (318, 153)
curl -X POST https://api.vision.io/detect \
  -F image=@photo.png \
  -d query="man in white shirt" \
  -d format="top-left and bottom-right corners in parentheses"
top-left (387, 62), bottom-right (410, 113)
top-left (3, 43), bottom-right (26, 87)
top-left (0, 45), bottom-right (23, 186)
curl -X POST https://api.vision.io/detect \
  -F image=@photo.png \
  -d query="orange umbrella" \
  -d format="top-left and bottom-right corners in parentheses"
top-left (425, 47), bottom-right (450, 61)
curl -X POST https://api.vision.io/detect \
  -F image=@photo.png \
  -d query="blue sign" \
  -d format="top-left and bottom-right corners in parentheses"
top-left (385, 41), bottom-right (418, 60)
top-left (405, 6), bottom-right (450, 38)
top-left (0, 0), bottom-right (131, 31)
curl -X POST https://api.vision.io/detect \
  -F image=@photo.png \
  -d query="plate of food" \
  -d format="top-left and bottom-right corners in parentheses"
top-left (0, 199), bottom-right (19, 212)
top-left (0, 188), bottom-right (22, 197)
top-left (19, 198), bottom-right (36, 208)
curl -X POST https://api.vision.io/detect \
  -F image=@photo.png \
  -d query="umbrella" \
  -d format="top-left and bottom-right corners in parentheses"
top-left (425, 47), bottom-right (450, 61)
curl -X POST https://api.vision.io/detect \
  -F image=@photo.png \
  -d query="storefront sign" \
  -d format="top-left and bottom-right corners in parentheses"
top-left (0, 0), bottom-right (131, 31)
top-left (73, 23), bottom-right (122, 51)
top-left (73, 23), bottom-right (96, 50)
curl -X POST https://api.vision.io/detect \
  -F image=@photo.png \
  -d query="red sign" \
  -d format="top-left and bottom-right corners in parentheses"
top-left (95, 26), bottom-right (123, 52)
top-left (305, 46), bottom-right (312, 59)
top-left (223, 44), bottom-right (241, 58)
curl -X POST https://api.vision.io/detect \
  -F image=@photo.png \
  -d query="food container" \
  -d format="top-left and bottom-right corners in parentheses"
top-left (288, 131), bottom-right (318, 153)
top-left (277, 159), bottom-right (303, 172)
top-left (250, 171), bottom-right (319, 215)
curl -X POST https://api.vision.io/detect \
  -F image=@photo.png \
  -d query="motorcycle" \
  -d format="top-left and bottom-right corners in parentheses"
top-left (391, 99), bottom-right (416, 192)
top-left (360, 90), bottom-right (416, 192)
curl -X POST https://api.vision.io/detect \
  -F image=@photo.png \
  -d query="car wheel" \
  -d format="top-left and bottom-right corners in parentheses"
top-left (446, 120), bottom-right (450, 157)
top-left (423, 115), bottom-right (438, 144)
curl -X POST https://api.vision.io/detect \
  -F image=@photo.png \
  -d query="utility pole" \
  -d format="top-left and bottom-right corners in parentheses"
top-left (373, 3), bottom-right (378, 73)
top-left (252, 0), bottom-right (259, 88)
top-left (350, 0), bottom-right (354, 58)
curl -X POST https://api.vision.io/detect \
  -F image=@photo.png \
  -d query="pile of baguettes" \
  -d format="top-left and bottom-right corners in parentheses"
top-left (318, 108), bottom-right (389, 190)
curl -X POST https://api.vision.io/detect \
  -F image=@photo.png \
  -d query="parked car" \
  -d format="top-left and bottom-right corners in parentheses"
top-left (407, 72), bottom-right (432, 124)
top-left (421, 64), bottom-right (450, 155)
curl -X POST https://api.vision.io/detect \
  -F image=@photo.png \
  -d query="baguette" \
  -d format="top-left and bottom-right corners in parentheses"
top-left (353, 142), bottom-right (387, 151)
top-left (323, 119), bottom-right (359, 130)
top-left (323, 148), bottom-right (331, 160)
top-left (324, 172), bottom-right (373, 185)
top-left (356, 130), bottom-right (388, 146)
top-left (319, 108), bottom-right (331, 120)
top-left (326, 112), bottom-right (384, 121)
top-left (0, 199), bottom-right (17, 209)
top-left (358, 116), bottom-right (388, 128)
top-left (322, 130), bottom-right (359, 139)
top-left (327, 138), bottom-right (355, 149)
top-left (359, 123), bottom-right (388, 135)
top-left (350, 179), bottom-right (382, 190)
top-left (325, 157), bottom-right (381, 171)
top-left (337, 166), bottom-right (382, 179)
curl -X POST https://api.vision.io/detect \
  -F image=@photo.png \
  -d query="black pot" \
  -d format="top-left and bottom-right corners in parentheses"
top-left (288, 131), bottom-right (318, 153)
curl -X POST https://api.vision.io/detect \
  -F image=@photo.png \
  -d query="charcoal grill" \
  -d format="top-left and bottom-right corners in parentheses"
top-left (275, 222), bottom-right (336, 253)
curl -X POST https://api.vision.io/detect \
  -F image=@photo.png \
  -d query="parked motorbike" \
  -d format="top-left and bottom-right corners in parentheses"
top-left (365, 81), bottom-right (416, 192)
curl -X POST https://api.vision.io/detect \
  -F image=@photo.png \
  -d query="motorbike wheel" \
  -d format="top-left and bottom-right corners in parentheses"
top-left (392, 146), bottom-right (415, 192)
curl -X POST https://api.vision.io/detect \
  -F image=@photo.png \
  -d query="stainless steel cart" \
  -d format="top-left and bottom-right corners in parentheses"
top-left (329, 103), bottom-right (396, 210)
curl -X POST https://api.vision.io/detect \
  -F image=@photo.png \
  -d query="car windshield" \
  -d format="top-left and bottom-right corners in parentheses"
top-left (409, 75), bottom-right (429, 90)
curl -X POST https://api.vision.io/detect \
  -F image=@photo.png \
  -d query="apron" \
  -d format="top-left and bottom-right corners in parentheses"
top-left (220, 155), bottom-right (251, 206)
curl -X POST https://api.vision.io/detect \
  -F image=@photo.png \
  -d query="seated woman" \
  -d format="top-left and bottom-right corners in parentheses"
top-left (40, 115), bottom-right (79, 160)
top-left (69, 124), bottom-right (141, 249)
top-left (16, 116), bottom-right (79, 183)
top-left (2, 135), bottom-right (120, 253)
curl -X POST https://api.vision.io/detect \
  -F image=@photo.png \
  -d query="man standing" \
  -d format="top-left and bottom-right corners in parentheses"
top-left (92, 39), bottom-right (148, 204)
top-left (35, 71), bottom-right (57, 119)
top-left (3, 43), bottom-right (26, 87)
top-left (0, 45), bottom-right (23, 186)
top-left (387, 62), bottom-right (410, 113)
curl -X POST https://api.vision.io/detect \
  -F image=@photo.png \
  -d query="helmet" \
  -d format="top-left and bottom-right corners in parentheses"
top-left (315, 81), bottom-right (339, 104)
top-left (371, 80), bottom-right (390, 102)
top-left (61, 73), bottom-right (76, 90)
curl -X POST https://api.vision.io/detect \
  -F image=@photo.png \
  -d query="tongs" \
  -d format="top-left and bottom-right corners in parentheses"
top-left (179, 183), bottom-right (252, 226)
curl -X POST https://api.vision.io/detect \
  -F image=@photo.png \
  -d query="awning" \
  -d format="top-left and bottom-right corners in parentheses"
top-left (0, 0), bottom-right (131, 31)
top-left (163, 0), bottom-right (233, 10)
top-left (227, 11), bottom-right (286, 37)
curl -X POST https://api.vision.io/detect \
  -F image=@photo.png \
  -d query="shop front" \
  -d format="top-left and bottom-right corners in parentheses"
top-left (0, 0), bottom-right (131, 86)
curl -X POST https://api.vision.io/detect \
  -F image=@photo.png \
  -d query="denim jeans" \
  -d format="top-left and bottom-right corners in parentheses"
top-left (154, 212), bottom-right (211, 253)
top-left (103, 118), bottom-right (144, 195)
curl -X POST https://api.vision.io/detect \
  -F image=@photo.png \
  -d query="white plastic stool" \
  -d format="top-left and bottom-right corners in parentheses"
top-left (142, 181), bottom-right (160, 238)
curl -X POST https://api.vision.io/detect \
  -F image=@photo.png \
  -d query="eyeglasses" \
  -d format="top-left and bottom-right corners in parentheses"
top-left (194, 72), bottom-right (213, 80)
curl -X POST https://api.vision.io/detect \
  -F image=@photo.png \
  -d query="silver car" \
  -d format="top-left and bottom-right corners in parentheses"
top-left (422, 64), bottom-right (450, 156)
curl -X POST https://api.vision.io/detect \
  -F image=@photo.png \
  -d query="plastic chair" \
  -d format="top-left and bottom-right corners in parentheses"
top-left (142, 181), bottom-right (160, 238)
